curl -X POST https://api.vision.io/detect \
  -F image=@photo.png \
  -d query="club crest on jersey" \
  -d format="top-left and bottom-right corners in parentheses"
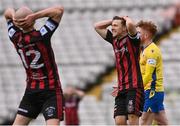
top-left (40, 27), bottom-right (48, 36)
top-left (115, 47), bottom-right (128, 53)
top-left (8, 28), bottom-right (16, 38)
top-left (46, 21), bottom-right (56, 31)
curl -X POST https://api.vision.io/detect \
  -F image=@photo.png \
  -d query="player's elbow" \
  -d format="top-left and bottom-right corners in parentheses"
top-left (54, 6), bottom-right (64, 16)
top-left (94, 23), bottom-right (101, 29)
top-left (4, 8), bottom-right (12, 19)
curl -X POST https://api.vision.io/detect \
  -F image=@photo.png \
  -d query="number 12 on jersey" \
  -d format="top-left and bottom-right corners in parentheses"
top-left (18, 49), bottom-right (44, 69)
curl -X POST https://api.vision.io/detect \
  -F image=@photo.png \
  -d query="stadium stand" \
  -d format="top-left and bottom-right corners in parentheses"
top-left (0, 0), bottom-right (180, 124)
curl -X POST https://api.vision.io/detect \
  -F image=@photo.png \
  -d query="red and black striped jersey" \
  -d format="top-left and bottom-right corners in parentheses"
top-left (7, 18), bottom-right (61, 90)
top-left (105, 30), bottom-right (143, 91)
top-left (65, 95), bottom-right (80, 125)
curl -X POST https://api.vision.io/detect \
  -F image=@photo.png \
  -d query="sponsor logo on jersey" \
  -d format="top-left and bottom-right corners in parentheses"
top-left (147, 58), bottom-right (156, 66)
top-left (46, 21), bottom-right (56, 31)
top-left (115, 47), bottom-right (128, 53)
top-left (8, 22), bottom-right (13, 29)
top-left (8, 28), bottom-right (16, 38)
top-left (18, 108), bottom-right (28, 113)
top-left (40, 27), bottom-right (48, 36)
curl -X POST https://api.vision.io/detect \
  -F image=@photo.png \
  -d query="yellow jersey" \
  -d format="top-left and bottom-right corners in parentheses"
top-left (140, 42), bottom-right (164, 92)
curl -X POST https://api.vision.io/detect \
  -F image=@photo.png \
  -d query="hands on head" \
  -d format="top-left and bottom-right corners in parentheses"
top-left (13, 14), bottom-right (35, 29)
top-left (12, 6), bottom-right (35, 30)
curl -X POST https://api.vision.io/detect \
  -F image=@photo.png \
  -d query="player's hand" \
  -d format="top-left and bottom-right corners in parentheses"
top-left (111, 86), bottom-right (119, 97)
top-left (122, 16), bottom-right (130, 21)
top-left (13, 14), bottom-right (34, 28)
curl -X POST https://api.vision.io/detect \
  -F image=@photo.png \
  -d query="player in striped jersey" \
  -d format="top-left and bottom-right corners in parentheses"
top-left (64, 86), bottom-right (85, 125)
top-left (4, 6), bottom-right (64, 125)
top-left (94, 16), bottom-right (144, 125)
top-left (137, 20), bottom-right (168, 125)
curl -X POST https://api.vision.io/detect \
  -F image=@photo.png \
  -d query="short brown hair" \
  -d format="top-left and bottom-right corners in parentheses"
top-left (136, 20), bottom-right (157, 37)
top-left (112, 16), bottom-right (126, 26)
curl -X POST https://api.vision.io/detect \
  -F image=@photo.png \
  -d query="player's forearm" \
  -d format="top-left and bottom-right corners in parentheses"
top-left (4, 8), bottom-right (15, 20)
top-left (94, 19), bottom-right (112, 30)
top-left (143, 75), bottom-right (152, 85)
top-left (32, 6), bottom-right (64, 21)
top-left (143, 65), bottom-right (155, 84)
top-left (123, 16), bottom-right (137, 36)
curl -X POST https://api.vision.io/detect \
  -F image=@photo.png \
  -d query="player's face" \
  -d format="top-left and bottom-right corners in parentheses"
top-left (137, 27), bottom-right (146, 44)
top-left (112, 20), bottom-right (126, 38)
top-left (65, 86), bottom-right (74, 96)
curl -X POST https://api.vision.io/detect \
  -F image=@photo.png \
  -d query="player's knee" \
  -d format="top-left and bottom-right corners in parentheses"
top-left (13, 114), bottom-right (31, 125)
top-left (46, 119), bottom-right (60, 125)
top-left (128, 114), bottom-right (139, 125)
top-left (140, 116), bottom-right (147, 125)
top-left (115, 116), bottom-right (127, 125)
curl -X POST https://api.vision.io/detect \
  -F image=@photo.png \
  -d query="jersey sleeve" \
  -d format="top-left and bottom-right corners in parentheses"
top-left (128, 32), bottom-right (141, 46)
top-left (7, 20), bottom-right (21, 42)
top-left (40, 18), bottom-right (59, 40)
top-left (104, 30), bottom-right (113, 44)
top-left (143, 49), bottom-right (158, 85)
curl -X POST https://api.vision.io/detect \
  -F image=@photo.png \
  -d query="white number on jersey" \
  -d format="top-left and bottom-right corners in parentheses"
top-left (18, 49), bottom-right (44, 69)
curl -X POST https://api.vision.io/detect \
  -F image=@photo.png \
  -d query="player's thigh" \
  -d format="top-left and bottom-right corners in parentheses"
top-left (115, 115), bottom-right (127, 125)
top-left (114, 91), bottom-right (127, 117)
top-left (13, 114), bottom-right (32, 125)
top-left (114, 91), bottom-right (127, 125)
top-left (46, 119), bottom-right (60, 126)
top-left (128, 114), bottom-right (139, 125)
top-left (126, 88), bottom-right (144, 116)
top-left (42, 89), bottom-right (64, 122)
top-left (140, 112), bottom-right (154, 125)
top-left (154, 110), bottom-right (168, 125)
top-left (16, 91), bottom-right (41, 122)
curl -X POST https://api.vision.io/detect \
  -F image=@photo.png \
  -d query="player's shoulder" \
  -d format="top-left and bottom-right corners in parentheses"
top-left (146, 43), bottom-right (161, 55)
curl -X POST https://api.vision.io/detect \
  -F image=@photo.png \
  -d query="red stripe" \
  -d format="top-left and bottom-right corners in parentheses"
top-left (123, 53), bottom-right (129, 89)
top-left (49, 79), bottom-right (55, 89)
top-left (31, 80), bottom-right (36, 89)
top-left (135, 89), bottom-right (141, 115)
top-left (37, 42), bottom-right (54, 89)
top-left (56, 88), bottom-right (62, 119)
top-left (113, 40), bottom-right (122, 90)
top-left (127, 39), bottom-right (138, 88)
top-left (39, 81), bottom-right (45, 89)
top-left (24, 35), bottom-right (31, 44)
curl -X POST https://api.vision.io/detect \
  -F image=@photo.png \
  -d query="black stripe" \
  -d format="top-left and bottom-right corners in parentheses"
top-left (35, 42), bottom-right (49, 89)
top-left (119, 56), bottom-right (125, 90)
top-left (46, 42), bottom-right (59, 88)
top-left (126, 48), bottom-right (133, 89)
top-left (35, 80), bottom-right (39, 89)
top-left (133, 44), bottom-right (143, 88)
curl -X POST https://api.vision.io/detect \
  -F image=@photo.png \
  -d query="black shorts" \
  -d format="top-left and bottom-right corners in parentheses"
top-left (114, 88), bottom-right (144, 118)
top-left (17, 88), bottom-right (64, 121)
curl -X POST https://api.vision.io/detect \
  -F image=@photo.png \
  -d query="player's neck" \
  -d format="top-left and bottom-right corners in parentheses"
top-left (143, 39), bottom-right (152, 49)
top-left (23, 27), bottom-right (35, 33)
top-left (117, 32), bottom-right (128, 40)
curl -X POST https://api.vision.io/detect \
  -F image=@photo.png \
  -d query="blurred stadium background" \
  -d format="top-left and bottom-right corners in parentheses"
top-left (0, 0), bottom-right (180, 125)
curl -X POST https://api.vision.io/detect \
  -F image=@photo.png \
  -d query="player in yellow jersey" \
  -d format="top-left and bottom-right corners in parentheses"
top-left (136, 21), bottom-right (168, 125)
